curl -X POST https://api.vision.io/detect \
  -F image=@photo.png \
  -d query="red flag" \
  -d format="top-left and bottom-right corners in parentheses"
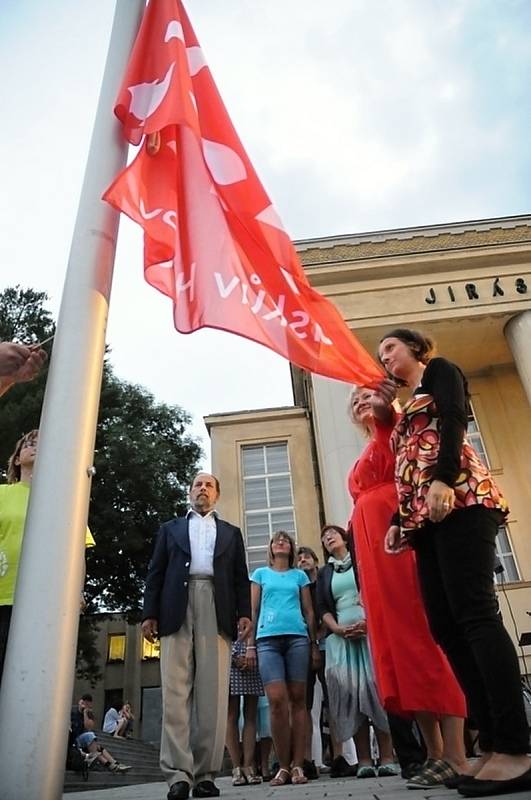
top-left (103, 0), bottom-right (383, 386)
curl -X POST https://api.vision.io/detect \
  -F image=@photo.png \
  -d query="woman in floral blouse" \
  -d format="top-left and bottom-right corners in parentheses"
top-left (374, 328), bottom-right (530, 798)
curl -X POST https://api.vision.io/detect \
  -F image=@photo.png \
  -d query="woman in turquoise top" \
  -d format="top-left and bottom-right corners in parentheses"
top-left (247, 531), bottom-right (319, 786)
top-left (317, 524), bottom-right (397, 778)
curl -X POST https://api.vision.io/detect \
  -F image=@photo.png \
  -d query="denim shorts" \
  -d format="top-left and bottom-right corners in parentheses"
top-left (76, 731), bottom-right (96, 750)
top-left (256, 635), bottom-right (310, 685)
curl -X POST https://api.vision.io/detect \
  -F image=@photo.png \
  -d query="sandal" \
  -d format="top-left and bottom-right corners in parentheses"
top-left (270, 768), bottom-right (291, 786)
top-left (291, 766), bottom-right (308, 785)
top-left (242, 766), bottom-right (262, 784)
top-left (232, 766), bottom-right (247, 786)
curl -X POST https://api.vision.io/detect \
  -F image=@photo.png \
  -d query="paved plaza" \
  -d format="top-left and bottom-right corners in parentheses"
top-left (62, 773), bottom-right (527, 800)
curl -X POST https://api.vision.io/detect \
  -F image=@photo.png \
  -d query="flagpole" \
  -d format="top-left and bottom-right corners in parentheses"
top-left (0, 2), bottom-right (145, 798)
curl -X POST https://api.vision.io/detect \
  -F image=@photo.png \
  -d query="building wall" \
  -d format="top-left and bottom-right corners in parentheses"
top-left (206, 216), bottom-right (531, 671)
top-left (206, 407), bottom-right (323, 559)
top-left (295, 217), bottom-right (531, 666)
top-left (73, 614), bottom-right (161, 743)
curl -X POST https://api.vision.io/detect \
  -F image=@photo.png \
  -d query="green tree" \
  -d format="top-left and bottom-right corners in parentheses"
top-left (0, 286), bottom-right (54, 472)
top-left (86, 363), bottom-right (202, 614)
top-left (0, 286), bottom-right (203, 617)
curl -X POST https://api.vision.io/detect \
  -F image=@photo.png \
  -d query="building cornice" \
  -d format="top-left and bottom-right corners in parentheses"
top-left (296, 215), bottom-right (531, 267)
top-left (204, 405), bottom-right (306, 432)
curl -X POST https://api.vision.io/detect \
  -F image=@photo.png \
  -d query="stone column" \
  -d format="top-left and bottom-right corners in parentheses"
top-left (504, 311), bottom-right (531, 405)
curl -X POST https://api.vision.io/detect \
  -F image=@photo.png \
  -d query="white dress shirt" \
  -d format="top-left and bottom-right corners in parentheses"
top-left (187, 508), bottom-right (218, 575)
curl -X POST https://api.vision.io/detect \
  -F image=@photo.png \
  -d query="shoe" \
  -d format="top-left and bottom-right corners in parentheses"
top-left (378, 762), bottom-right (401, 777)
top-left (192, 781), bottom-right (220, 798)
top-left (330, 754), bottom-right (356, 778)
top-left (407, 758), bottom-right (457, 789)
top-left (168, 782), bottom-right (191, 800)
top-left (242, 766), bottom-right (262, 784)
top-left (109, 761), bottom-right (132, 773)
top-left (232, 767), bottom-right (247, 786)
top-left (458, 766), bottom-right (531, 797)
top-left (113, 763), bottom-right (131, 772)
top-left (291, 766), bottom-right (308, 784)
top-left (401, 761), bottom-right (424, 780)
top-left (445, 774), bottom-right (475, 789)
top-left (303, 759), bottom-right (319, 780)
top-left (358, 765), bottom-right (377, 778)
top-left (269, 768), bottom-right (291, 786)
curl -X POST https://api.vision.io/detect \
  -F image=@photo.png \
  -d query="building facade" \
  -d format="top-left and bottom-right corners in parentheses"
top-left (75, 215), bottom-right (531, 736)
top-left (74, 614), bottom-right (162, 744)
top-left (206, 214), bottom-right (531, 675)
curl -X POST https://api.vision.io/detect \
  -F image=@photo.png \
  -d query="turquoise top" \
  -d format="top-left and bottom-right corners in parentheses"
top-left (251, 566), bottom-right (310, 639)
top-left (331, 567), bottom-right (365, 626)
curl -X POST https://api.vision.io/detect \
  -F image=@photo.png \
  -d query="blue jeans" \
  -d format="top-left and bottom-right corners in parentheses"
top-left (256, 635), bottom-right (309, 685)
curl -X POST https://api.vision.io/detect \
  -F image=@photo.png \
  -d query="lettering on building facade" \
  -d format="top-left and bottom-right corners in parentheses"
top-left (425, 277), bottom-right (528, 305)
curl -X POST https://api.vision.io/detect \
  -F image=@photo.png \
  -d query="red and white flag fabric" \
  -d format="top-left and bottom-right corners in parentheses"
top-left (103, 0), bottom-right (383, 386)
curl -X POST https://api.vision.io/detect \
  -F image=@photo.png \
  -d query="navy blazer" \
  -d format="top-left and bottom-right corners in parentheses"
top-left (142, 516), bottom-right (251, 639)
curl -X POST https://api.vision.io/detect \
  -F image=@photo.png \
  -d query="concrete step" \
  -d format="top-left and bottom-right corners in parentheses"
top-left (64, 733), bottom-right (163, 794)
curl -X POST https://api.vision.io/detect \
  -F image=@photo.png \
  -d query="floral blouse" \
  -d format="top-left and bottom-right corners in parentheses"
top-left (390, 359), bottom-right (508, 532)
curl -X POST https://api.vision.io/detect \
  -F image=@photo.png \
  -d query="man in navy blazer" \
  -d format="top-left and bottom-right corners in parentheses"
top-left (142, 473), bottom-right (251, 800)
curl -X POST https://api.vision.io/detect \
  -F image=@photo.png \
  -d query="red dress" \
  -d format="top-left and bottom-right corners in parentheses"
top-left (348, 422), bottom-right (466, 717)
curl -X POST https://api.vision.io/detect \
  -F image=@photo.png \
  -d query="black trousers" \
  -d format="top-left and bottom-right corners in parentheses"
top-left (0, 604), bottom-right (13, 687)
top-left (412, 506), bottom-right (528, 754)
top-left (387, 714), bottom-right (426, 769)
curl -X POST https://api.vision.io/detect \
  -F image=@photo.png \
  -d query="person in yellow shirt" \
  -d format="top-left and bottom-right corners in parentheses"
top-left (0, 429), bottom-right (95, 684)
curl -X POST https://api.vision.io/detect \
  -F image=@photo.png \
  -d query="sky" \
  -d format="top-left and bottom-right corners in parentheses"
top-left (1, 0), bottom-right (530, 464)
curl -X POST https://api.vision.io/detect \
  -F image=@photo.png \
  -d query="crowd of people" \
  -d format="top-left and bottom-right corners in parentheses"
top-left (139, 327), bottom-right (529, 800)
top-left (1, 330), bottom-right (530, 799)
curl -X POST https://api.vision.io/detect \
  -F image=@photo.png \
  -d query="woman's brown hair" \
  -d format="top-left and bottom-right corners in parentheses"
top-left (378, 328), bottom-right (435, 365)
top-left (7, 430), bottom-right (38, 484)
top-left (320, 524), bottom-right (350, 563)
top-left (268, 531), bottom-right (296, 568)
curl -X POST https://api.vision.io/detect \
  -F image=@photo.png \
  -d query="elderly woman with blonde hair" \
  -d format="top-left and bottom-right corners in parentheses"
top-left (346, 384), bottom-right (468, 789)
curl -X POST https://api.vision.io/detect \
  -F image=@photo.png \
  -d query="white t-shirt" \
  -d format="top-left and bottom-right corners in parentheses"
top-left (103, 707), bottom-right (120, 733)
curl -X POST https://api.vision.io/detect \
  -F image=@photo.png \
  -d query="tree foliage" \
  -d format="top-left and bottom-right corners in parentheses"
top-left (0, 286), bottom-right (55, 472)
top-left (0, 286), bottom-right (203, 618)
top-left (87, 364), bottom-right (202, 614)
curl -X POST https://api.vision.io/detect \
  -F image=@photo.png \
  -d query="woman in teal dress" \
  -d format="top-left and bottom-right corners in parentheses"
top-left (317, 524), bottom-right (397, 777)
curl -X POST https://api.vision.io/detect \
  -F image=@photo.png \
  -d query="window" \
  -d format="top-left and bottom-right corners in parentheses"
top-left (241, 442), bottom-right (296, 570)
top-left (467, 405), bottom-right (489, 468)
top-left (467, 407), bottom-right (520, 584)
top-left (495, 525), bottom-right (520, 584)
top-left (107, 633), bottom-right (126, 663)
top-left (142, 637), bottom-right (160, 660)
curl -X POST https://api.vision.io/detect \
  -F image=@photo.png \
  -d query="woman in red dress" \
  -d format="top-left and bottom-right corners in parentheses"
top-left (348, 387), bottom-right (468, 789)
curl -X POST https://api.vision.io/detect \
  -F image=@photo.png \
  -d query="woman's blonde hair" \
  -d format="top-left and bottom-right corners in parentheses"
top-left (347, 386), bottom-right (372, 438)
